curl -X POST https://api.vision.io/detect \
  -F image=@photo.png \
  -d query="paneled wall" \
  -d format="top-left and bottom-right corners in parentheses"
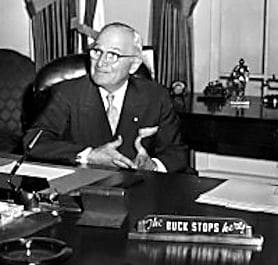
top-left (267, 0), bottom-right (278, 76)
top-left (103, 0), bottom-right (152, 45)
top-left (193, 0), bottom-right (278, 96)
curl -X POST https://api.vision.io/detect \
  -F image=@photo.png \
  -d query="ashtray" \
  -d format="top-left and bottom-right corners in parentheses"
top-left (0, 237), bottom-right (73, 264)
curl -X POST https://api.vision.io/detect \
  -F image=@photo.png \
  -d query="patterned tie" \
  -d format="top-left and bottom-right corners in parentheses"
top-left (106, 94), bottom-right (118, 134)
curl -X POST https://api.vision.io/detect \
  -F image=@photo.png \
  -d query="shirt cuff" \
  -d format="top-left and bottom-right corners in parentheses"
top-left (151, 158), bottom-right (167, 173)
top-left (76, 147), bottom-right (93, 164)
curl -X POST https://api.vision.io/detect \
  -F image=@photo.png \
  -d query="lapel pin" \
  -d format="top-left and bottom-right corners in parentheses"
top-left (133, 117), bottom-right (139, 122)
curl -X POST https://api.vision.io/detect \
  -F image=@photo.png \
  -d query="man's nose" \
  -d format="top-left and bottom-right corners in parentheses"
top-left (96, 53), bottom-right (109, 67)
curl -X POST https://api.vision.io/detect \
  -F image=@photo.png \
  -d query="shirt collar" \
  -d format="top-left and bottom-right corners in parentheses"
top-left (98, 81), bottom-right (128, 98)
top-left (98, 81), bottom-right (128, 110)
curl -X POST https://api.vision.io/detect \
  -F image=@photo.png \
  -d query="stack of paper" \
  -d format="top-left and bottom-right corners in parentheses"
top-left (0, 162), bottom-right (75, 181)
top-left (196, 179), bottom-right (278, 214)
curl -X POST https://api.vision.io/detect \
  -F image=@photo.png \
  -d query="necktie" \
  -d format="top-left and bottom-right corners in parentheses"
top-left (106, 94), bottom-right (118, 134)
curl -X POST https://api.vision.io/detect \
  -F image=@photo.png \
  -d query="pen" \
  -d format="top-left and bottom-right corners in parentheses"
top-left (27, 129), bottom-right (43, 151)
top-left (9, 129), bottom-right (43, 178)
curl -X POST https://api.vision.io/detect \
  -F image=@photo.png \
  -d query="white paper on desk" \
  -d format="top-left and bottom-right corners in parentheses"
top-left (0, 161), bottom-right (75, 181)
top-left (196, 179), bottom-right (278, 214)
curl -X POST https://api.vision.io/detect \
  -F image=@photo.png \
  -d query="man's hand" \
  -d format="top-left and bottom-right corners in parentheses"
top-left (133, 126), bottom-right (158, 171)
top-left (133, 153), bottom-right (157, 171)
top-left (87, 135), bottom-right (136, 169)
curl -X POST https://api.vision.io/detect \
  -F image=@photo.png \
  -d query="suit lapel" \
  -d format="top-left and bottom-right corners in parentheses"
top-left (116, 79), bottom-right (147, 158)
top-left (117, 81), bottom-right (146, 133)
top-left (88, 83), bottom-right (114, 142)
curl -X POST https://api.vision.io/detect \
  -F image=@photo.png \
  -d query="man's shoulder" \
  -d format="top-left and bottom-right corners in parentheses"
top-left (130, 77), bottom-right (169, 96)
top-left (52, 74), bottom-right (91, 90)
top-left (51, 75), bottom-right (95, 97)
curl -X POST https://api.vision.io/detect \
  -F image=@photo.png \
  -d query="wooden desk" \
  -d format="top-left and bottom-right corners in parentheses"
top-left (175, 94), bottom-right (278, 161)
top-left (30, 168), bottom-right (278, 265)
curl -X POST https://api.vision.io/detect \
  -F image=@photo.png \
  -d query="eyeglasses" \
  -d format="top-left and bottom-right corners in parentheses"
top-left (89, 47), bottom-right (137, 65)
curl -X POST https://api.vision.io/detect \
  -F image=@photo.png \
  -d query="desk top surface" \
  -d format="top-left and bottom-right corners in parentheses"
top-left (29, 165), bottom-right (278, 265)
top-left (175, 94), bottom-right (278, 121)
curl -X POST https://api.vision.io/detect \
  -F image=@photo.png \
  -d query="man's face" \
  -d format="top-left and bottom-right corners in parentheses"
top-left (89, 27), bottom-right (141, 93)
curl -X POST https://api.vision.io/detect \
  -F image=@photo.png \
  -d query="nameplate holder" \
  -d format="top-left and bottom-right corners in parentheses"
top-left (0, 173), bottom-right (49, 192)
top-left (77, 186), bottom-right (128, 228)
top-left (128, 215), bottom-right (263, 248)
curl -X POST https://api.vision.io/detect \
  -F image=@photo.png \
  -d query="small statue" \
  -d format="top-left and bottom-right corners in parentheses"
top-left (203, 80), bottom-right (227, 98)
top-left (227, 58), bottom-right (250, 103)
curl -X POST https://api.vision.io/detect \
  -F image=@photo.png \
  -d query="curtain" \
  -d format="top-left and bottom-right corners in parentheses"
top-left (80, 0), bottom-right (98, 50)
top-left (153, 0), bottom-right (198, 92)
top-left (30, 0), bottom-right (77, 71)
top-left (30, 0), bottom-right (99, 70)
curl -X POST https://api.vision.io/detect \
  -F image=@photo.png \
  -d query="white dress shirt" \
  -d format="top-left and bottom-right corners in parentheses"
top-left (76, 81), bottom-right (167, 172)
top-left (98, 83), bottom-right (127, 135)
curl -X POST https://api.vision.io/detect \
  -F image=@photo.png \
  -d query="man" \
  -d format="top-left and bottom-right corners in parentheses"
top-left (23, 22), bottom-right (188, 173)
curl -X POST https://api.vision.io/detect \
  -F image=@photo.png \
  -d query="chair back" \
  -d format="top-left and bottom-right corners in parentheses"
top-left (34, 53), bottom-right (89, 92)
top-left (0, 49), bottom-right (35, 152)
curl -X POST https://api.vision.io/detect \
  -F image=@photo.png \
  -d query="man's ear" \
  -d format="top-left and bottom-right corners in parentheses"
top-left (129, 57), bottom-right (143, 74)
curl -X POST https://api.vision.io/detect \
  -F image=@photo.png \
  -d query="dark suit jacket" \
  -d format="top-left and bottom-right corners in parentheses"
top-left (23, 75), bottom-right (188, 172)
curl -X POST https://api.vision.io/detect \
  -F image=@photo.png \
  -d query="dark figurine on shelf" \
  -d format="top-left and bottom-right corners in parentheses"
top-left (227, 58), bottom-right (250, 104)
top-left (198, 80), bottom-right (227, 113)
top-left (203, 80), bottom-right (227, 98)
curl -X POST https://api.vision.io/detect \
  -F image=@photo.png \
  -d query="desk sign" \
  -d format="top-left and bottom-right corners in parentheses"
top-left (128, 215), bottom-right (263, 247)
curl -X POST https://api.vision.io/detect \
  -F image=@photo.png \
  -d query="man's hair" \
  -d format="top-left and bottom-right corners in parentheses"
top-left (98, 22), bottom-right (143, 54)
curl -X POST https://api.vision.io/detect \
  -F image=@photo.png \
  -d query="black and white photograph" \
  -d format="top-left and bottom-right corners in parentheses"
top-left (0, 0), bottom-right (277, 264)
